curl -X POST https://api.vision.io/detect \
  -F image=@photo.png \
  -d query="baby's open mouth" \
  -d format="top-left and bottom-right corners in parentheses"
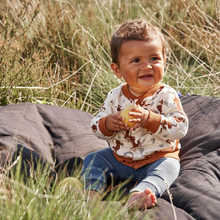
top-left (139, 75), bottom-right (153, 80)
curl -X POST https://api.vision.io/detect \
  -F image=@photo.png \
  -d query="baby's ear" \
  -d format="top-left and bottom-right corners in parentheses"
top-left (163, 56), bottom-right (166, 62)
top-left (111, 62), bottom-right (122, 78)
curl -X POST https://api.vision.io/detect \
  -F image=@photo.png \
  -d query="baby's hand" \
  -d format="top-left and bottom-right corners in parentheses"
top-left (105, 113), bottom-right (130, 132)
top-left (128, 107), bottom-right (150, 130)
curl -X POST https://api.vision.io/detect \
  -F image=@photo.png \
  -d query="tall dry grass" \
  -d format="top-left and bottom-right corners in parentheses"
top-left (0, 0), bottom-right (220, 113)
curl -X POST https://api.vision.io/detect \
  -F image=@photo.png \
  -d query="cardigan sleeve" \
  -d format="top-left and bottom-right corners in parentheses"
top-left (91, 91), bottom-right (116, 140)
top-left (144, 87), bottom-right (188, 141)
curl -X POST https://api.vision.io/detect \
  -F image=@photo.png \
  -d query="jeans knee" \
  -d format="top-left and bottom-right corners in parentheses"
top-left (81, 152), bottom-right (98, 172)
top-left (81, 152), bottom-right (109, 183)
top-left (83, 152), bottom-right (96, 164)
top-left (80, 164), bottom-right (107, 192)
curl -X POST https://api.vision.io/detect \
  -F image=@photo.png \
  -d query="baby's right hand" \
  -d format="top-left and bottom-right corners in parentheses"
top-left (105, 113), bottom-right (130, 132)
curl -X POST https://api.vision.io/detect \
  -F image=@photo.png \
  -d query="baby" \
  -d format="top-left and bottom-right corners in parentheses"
top-left (81, 19), bottom-right (188, 210)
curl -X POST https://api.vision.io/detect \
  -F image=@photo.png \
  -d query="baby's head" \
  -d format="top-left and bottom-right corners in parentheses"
top-left (111, 19), bottom-right (167, 66)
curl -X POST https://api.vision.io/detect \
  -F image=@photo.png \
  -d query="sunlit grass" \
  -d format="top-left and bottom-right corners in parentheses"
top-left (0, 0), bottom-right (220, 111)
top-left (0, 153), bottom-right (149, 220)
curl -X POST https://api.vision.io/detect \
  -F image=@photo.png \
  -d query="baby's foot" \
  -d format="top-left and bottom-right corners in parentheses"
top-left (127, 188), bottom-right (157, 210)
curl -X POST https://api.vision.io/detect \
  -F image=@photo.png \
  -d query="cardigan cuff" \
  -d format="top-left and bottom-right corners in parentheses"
top-left (142, 110), bottom-right (161, 133)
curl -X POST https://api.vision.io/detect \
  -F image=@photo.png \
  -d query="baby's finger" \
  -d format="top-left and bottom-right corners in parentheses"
top-left (115, 114), bottom-right (125, 121)
top-left (120, 123), bottom-right (130, 130)
top-left (128, 117), bottom-right (141, 124)
top-left (130, 124), bottom-right (139, 131)
top-left (116, 120), bottom-right (130, 130)
top-left (121, 125), bottom-right (130, 131)
top-left (130, 106), bottom-right (143, 112)
top-left (129, 112), bottom-right (142, 118)
top-left (112, 118), bottom-right (129, 130)
top-left (129, 121), bottom-right (142, 130)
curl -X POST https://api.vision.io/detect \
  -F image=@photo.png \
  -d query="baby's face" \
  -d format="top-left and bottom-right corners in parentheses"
top-left (111, 39), bottom-right (165, 96)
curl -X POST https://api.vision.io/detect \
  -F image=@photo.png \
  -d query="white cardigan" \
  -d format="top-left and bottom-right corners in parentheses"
top-left (91, 83), bottom-right (188, 162)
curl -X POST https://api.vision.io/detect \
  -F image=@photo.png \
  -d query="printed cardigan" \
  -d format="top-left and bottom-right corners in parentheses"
top-left (91, 83), bottom-right (188, 169)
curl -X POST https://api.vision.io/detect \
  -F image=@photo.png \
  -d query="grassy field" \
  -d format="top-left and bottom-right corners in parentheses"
top-left (1, 0), bottom-right (220, 113)
top-left (0, 0), bottom-right (220, 219)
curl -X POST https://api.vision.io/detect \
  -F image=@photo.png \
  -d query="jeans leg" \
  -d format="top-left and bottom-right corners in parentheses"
top-left (130, 157), bottom-right (180, 197)
top-left (81, 151), bottom-right (106, 192)
top-left (81, 148), bottom-right (132, 193)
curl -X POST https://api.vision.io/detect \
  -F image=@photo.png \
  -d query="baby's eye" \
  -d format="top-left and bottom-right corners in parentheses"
top-left (151, 57), bottom-right (158, 61)
top-left (132, 58), bottom-right (140, 63)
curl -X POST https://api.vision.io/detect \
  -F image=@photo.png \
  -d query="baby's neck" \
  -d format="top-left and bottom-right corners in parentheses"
top-left (128, 85), bottom-right (155, 97)
top-left (128, 88), bottom-right (143, 97)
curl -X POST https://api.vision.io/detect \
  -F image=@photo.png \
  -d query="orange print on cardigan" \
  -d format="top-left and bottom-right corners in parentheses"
top-left (173, 96), bottom-right (182, 111)
top-left (124, 130), bottom-right (141, 149)
top-left (112, 140), bottom-right (124, 154)
top-left (92, 124), bottom-right (98, 132)
top-left (155, 86), bottom-right (165, 94)
top-left (135, 99), bottom-right (151, 108)
top-left (116, 104), bottom-right (123, 112)
top-left (158, 119), bottom-right (177, 133)
top-left (174, 116), bottom-right (186, 123)
top-left (157, 99), bottom-right (163, 114)
top-left (101, 103), bottom-right (106, 110)
top-left (169, 91), bottom-right (182, 111)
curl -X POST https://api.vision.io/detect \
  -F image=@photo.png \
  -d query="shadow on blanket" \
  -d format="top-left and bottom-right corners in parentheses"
top-left (0, 95), bottom-right (220, 219)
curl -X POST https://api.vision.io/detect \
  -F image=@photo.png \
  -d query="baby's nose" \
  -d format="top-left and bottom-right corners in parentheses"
top-left (141, 62), bottom-right (152, 70)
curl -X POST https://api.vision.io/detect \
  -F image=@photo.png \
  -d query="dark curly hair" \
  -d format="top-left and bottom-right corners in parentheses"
top-left (110, 19), bottom-right (167, 66)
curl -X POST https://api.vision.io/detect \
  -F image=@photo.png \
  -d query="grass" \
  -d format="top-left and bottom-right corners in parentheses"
top-left (0, 0), bottom-right (220, 219)
top-left (0, 0), bottom-right (220, 112)
top-left (0, 154), bottom-right (151, 220)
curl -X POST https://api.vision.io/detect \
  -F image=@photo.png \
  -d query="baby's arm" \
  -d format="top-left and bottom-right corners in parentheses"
top-left (91, 90), bottom-right (130, 139)
top-left (145, 90), bottom-right (188, 140)
top-left (127, 89), bottom-right (188, 140)
top-left (91, 110), bottom-right (130, 139)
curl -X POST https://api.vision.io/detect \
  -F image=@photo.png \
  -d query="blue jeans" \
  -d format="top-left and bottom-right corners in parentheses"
top-left (81, 148), bottom-right (180, 197)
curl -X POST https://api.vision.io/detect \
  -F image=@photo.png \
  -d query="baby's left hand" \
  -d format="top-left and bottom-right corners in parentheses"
top-left (128, 106), bottom-right (149, 130)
